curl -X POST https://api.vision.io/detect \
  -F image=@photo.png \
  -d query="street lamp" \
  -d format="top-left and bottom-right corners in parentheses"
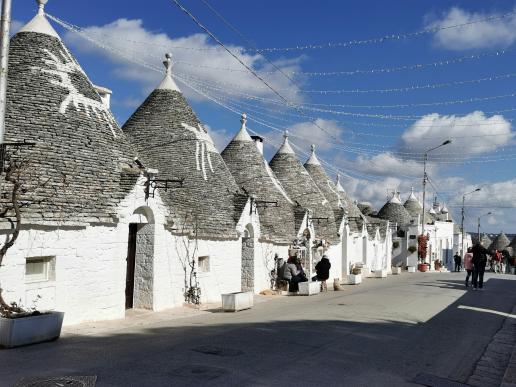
top-left (477, 211), bottom-right (492, 245)
top-left (421, 140), bottom-right (452, 235)
top-left (461, 188), bottom-right (481, 256)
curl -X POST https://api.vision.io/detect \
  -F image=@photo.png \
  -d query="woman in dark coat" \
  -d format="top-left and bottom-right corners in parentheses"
top-left (313, 255), bottom-right (331, 281)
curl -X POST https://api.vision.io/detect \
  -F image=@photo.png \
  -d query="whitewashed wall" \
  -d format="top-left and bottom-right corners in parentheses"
top-left (341, 224), bottom-right (368, 277)
top-left (0, 175), bottom-right (250, 325)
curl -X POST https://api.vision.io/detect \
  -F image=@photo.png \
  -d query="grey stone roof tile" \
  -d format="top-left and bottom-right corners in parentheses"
top-left (489, 232), bottom-right (511, 252)
top-left (269, 138), bottom-right (339, 244)
top-left (122, 87), bottom-right (241, 239)
top-left (2, 31), bottom-right (137, 224)
top-left (221, 120), bottom-right (296, 244)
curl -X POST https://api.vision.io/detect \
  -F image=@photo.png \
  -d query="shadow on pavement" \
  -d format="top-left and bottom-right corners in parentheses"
top-left (1, 277), bottom-right (515, 387)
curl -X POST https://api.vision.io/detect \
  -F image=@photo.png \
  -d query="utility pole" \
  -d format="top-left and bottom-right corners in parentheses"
top-left (477, 211), bottom-right (492, 245)
top-left (420, 140), bottom-right (451, 264)
top-left (0, 0), bottom-right (11, 146)
top-left (421, 153), bottom-right (428, 237)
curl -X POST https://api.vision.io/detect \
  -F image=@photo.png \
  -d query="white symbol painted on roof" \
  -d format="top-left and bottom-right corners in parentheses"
top-left (34, 47), bottom-right (118, 138)
top-left (181, 123), bottom-right (216, 181)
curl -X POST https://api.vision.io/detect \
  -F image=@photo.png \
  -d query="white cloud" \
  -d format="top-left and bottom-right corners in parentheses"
top-left (428, 7), bottom-right (516, 50)
top-left (64, 19), bottom-right (303, 103)
top-left (401, 111), bottom-right (514, 158)
top-left (352, 152), bottom-right (427, 178)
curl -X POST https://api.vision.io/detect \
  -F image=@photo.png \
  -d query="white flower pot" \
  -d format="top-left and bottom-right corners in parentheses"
top-left (348, 274), bottom-right (362, 285)
top-left (298, 281), bottom-right (320, 296)
top-left (375, 269), bottom-right (387, 278)
top-left (0, 311), bottom-right (64, 348)
top-left (407, 266), bottom-right (416, 273)
top-left (221, 292), bottom-right (253, 312)
top-left (391, 267), bottom-right (402, 275)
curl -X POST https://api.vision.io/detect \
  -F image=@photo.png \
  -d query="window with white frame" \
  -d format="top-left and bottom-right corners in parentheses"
top-left (198, 256), bottom-right (210, 273)
top-left (25, 256), bottom-right (56, 283)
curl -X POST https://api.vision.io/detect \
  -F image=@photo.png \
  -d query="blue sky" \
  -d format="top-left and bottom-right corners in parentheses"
top-left (12, 0), bottom-right (516, 233)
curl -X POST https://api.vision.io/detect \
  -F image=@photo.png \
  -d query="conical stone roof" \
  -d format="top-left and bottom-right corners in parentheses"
top-left (480, 233), bottom-right (492, 248)
top-left (221, 114), bottom-right (296, 244)
top-left (489, 232), bottom-right (511, 252)
top-left (303, 145), bottom-right (341, 211)
top-left (2, 3), bottom-right (138, 225)
top-left (335, 174), bottom-right (363, 219)
top-left (269, 134), bottom-right (338, 244)
top-left (122, 54), bottom-right (241, 239)
top-left (377, 193), bottom-right (412, 226)
top-left (509, 236), bottom-right (516, 257)
top-left (403, 188), bottom-right (422, 217)
top-left (509, 235), bottom-right (516, 249)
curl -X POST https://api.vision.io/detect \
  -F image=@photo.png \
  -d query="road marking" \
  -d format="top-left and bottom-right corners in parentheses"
top-left (458, 305), bottom-right (516, 318)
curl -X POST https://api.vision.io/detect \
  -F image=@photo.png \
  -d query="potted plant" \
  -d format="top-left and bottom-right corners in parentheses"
top-left (434, 259), bottom-right (442, 271)
top-left (0, 157), bottom-right (64, 348)
top-left (407, 245), bottom-right (417, 255)
top-left (417, 235), bottom-right (430, 272)
top-left (348, 266), bottom-right (362, 285)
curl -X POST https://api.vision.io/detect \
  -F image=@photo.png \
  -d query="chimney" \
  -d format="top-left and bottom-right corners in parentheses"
top-left (251, 135), bottom-right (264, 155)
top-left (93, 85), bottom-right (113, 109)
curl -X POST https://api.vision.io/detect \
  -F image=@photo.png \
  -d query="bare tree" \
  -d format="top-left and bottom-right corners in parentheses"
top-left (173, 210), bottom-right (201, 305)
top-left (0, 149), bottom-right (55, 317)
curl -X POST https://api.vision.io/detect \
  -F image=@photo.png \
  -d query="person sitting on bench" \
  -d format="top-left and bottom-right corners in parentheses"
top-left (312, 255), bottom-right (331, 282)
top-left (285, 256), bottom-right (307, 292)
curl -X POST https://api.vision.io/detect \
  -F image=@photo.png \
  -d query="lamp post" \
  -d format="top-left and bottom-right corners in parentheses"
top-left (477, 211), bottom-right (492, 245)
top-left (461, 188), bottom-right (481, 256)
top-left (420, 140), bottom-right (452, 264)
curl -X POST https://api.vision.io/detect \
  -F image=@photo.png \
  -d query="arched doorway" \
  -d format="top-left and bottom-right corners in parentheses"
top-left (126, 206), bottom-right (155, 310)
top-left (241, 224), bottom-right (255, 292)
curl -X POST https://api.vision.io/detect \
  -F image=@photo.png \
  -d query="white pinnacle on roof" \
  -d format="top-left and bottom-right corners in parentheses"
top-left (407, 187), bottom-right (419, 202)
top-left (388, 191), bottom-right (402, 205)
top-left (305, 144), bottom-right (321, 165)
top-left (277, 130), bottom-right (295, 154)
top-left (157, 53), bottom-right (181, 92)
top-left (441, 204), bottom-right (449, 214)
top-left (19, 0), bottom-right (60, 39)
top-left (335, 173), bottom-right (345, 193)
top-left (428, 207), bottom-right (437, 215)
top-left (232, 113), bottom-right (252, 142)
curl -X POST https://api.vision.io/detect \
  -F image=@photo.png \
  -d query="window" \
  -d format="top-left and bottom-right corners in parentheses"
top-left (25, 256), bottom-right (55, 283)
top-left (198, 256), bottom-right (210, 273)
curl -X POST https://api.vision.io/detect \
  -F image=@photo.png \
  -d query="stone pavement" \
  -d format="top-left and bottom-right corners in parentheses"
top-left (502, 313), bottom-right (516, 387)
top-left (468, 305), bottom-right (516, 386)
top-left (3, 272), bottom-right (516, 386)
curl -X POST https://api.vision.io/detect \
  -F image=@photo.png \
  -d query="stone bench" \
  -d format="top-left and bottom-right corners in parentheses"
top-left (298, 281), bottom-right (321, 296)
top-left (221, 292), bottom-right (253, 312)
top-left (375, 269), bottom-right (388, 278)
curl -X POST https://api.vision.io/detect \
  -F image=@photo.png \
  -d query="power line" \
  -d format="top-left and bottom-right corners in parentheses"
top-left (245, 10), bottom-right (516, 52)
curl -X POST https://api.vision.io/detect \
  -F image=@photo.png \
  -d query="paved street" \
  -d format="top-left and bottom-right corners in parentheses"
top-left (3, 272), bottom-right (516, 387)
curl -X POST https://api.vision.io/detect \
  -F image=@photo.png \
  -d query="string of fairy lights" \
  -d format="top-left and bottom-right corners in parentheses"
top-left (45, 8), bottom-right (516, 219)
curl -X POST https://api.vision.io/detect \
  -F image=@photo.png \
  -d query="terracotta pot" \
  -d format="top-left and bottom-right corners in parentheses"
top-left (418, 263), bottom-right (429, 272)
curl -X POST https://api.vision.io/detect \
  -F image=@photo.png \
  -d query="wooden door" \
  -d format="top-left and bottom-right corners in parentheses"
top-left (125, 223), bottom-right (137, 309)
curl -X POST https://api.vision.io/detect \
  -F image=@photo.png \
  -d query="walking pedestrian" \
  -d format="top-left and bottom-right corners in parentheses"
top-left (464, 247), bottom-right (473, 287)
top-left (454, 253), bottom-right (462, 272)
top-left (471, 243), bottom-right (490, 290)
